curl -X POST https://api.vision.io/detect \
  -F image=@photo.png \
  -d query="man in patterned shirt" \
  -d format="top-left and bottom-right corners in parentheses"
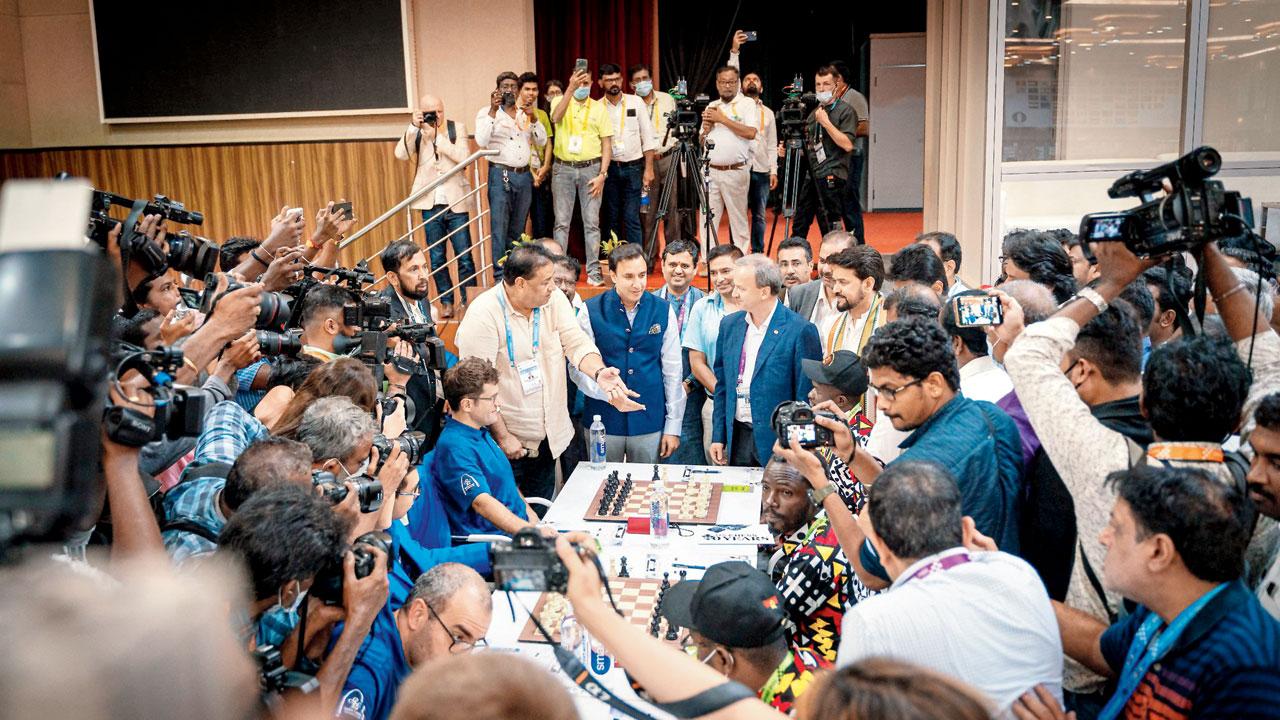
top-left (660, 561), bottom-right (820, 715)
top-left (761, 455), bottom-right (861, 664)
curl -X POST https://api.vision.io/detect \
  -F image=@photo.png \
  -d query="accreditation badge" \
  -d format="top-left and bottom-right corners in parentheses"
top-left (517, 358), bottom-right (544, 396)
top-left (567, 135), bottom-right (584, 154)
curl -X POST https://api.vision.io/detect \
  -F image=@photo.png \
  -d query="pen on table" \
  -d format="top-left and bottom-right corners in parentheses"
top-left (671, 562), bottom-right (706, 570)
top-left (688, 469), bottom-right (722, 475)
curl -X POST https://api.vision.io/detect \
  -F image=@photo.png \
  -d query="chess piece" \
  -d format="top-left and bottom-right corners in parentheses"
top-left (678, 569), bottom-right (687, 581)
top-left (619, 557), bottom-right (630, 577)
top-left (660, 572), bottom-right (670, 591)
top-left (665, 624), bottom-right (679, 641)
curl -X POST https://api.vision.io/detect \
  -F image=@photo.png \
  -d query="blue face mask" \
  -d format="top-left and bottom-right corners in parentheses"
top-left (815, 90), bottom-right (833, 104)
top-left (635, 80), bottom-right (653, 97)
top-left (573, 86), bottom-right (590, 101)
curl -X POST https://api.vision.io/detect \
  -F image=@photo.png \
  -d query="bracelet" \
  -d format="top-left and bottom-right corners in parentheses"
top-left (1217, 283), bottom-right (1250, 303)
top-left (1074, 286), bottom-right (1109, 313)
top-left (808, 483), bottom-right (838, 505)
top-left (250, 249), bottom-right (273, 266)
top-left (306, 236), bottom-right (322, 250)
top-left (593, 367), bottom-right (605, 382)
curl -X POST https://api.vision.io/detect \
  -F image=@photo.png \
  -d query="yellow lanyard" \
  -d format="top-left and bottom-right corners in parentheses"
top-left (567, 99), bottom-right (591, 138)
top-left (646, 98), bottom-right (662, 130)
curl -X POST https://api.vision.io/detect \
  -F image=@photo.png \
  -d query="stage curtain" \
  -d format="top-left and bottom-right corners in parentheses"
top-left (533, 0), bottom-right (656, 91)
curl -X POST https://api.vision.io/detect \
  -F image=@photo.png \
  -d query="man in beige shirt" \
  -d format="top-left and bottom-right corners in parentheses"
top-left (394, 94), bottom-right (475, 318)
top-left (456, 244), bottom-right (641, 499)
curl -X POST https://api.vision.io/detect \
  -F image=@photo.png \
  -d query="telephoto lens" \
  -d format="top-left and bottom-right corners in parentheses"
top-left (256, 328), bottom-right (303, 357)
top-left (165, 231), bottom-right (220, 278)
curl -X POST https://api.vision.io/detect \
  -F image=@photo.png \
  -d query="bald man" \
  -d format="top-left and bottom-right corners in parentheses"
top-left (338, 563), bottom-right (492, 720)
top-left (394, 95), bottom-right (475, 319)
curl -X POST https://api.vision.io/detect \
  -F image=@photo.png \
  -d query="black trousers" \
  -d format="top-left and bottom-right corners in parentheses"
top-left (730, 421), bottom-right (760, 467)
top-left (792, 174), bottom-right (859, 242)
top-left (511, 438), bottom-right (556, 501)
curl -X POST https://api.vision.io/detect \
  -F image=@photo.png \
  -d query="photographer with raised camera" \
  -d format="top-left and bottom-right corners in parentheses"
top-left (1002, 236), bottom-right (1280, 710)
top-left (477, 71), bottom-right (546, 282)
top-left (337, 563), bottom-right (492, 720)
top-left (395, 94), bottom-right (473, 318)
top-left (786, 66), bottom-right (860, 241)
top-left (727, 31), bottom-right (779, 254)
top-left (702, 65), bottom-right (759, 255)
top-left (218, 483), bottom-right (388, 715)
top-left (550, 66), bottom-right (613, 286)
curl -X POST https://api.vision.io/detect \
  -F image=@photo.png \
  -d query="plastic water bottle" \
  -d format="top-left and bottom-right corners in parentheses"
top-left (589, 415), bottom-right (607, 469)
top-left (649, 472), bottom-right (670, 544)
top-left (640, 188), bottom-right (650, 208)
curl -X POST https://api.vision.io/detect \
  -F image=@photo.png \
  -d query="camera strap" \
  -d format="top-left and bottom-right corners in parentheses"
top-left (118, 199), bottom-right (151, 316)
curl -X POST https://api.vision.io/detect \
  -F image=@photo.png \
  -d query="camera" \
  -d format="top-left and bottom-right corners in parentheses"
top-left (256, 328), bottom-right (303, 357)
top-left (83, 188), bottom-right (217, 277)
top-left (389, 322), bottom-right (449, 371)
top-left (371, 431), bottom-right (426, 469)
top-left (102, 346), bottom-right (209, 447)
top-left (665, 94), bottom-right (711, 140)
top-left (164, 229), bottom-right (219, 278)
top-left (771, 400), bottom-right (837, 449)
top-left (1079, 146), bottom-right (1254, 259)
top-left (491, 527), bottom-right (570, 593)
top-left (310, 530), bottom-right (392, 605)
top-left (777, 92), bottom-right (819, 137)
top-left (953, 295), bottom-right (1004, 328)
top-left (343, 293), bottom-right (392, 330)
top-left (312, 469), bottom-right (383, 513)
top-left (200, 273), bottom-right (293, 331)
top-left (253, 644), bottom-right (319, 699)
top-left (421, 111), bottom-right (438, 126)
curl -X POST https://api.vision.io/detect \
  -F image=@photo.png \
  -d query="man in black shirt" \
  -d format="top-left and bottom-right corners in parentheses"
top-left (789, 65), bottom-right (861, 241)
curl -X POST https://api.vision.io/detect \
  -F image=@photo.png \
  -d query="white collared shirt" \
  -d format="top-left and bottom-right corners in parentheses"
top-left (705, 95), bottom-right (758, 167)
top-left (809, 284), bottom-right (839, 329)
top-left (603, 93), bottom-right (658, 163)
top-left (749, 101), bottom-right (778, 174)
top-left (736, 300), bottom-right (778, 423)
top-left (838, 548), bottom-right (1063, 714)
top-left (946, 277), bottom-right (973, 299)
top-left (642, 91), bottom-right (679, 153)
top-left (959, 355), bottom-right (1014, 404)
top-left (475, 106), bottom-right (547, 167)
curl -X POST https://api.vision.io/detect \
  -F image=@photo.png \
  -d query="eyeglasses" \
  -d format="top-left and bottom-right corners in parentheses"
top-left (469, 394), bottom-right (499, 406)
top-left (873, 377), bottom-right (925, 401)
top-left (426, 601), bottom-right (487, 653)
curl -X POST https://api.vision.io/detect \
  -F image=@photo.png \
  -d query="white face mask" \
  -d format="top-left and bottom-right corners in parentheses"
top-left (276, 581), bottom-right (306, 615)
top-left (635, 80), bottom-right (653, 97)
top-left (986, 337), bottom-right (1006, 371)
top-left (338, 456), bottom-right (371, 479)
top-left (815, 90), bottom-right (833, 104)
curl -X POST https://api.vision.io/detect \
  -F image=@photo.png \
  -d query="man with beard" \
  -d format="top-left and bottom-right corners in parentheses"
top-left (727, 33), bottom-right (778, 254)
top-left (701, 65), bottom-right (759, 255)
top-left (786, 230), bottom-right (857, 328)
top-left (599, 63), bottom-right (658, 248)
top-left (381, 240), bottom-right (435, 324)
top-left (760, 455), bottom-right (855, 664)
top-left (819, 246), bottom-right (885, 358)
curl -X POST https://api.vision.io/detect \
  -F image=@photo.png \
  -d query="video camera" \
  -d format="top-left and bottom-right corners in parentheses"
top-left (771, 400), bottom-right (837, 449)
top-left (310, 530), bottom-right (392, 605)
top-left (312, 469), bottom-right (383, 514)
top-left (665, 92), bottom-right (711, 141)
top-left (1079, 146), bottom-right (1254, 259)
top-left (84, 187), bottom-right (219, 278)
top-left (102, 346), bottom-right (208, 447)
top-left (777, 75), bottom-right (818, 138)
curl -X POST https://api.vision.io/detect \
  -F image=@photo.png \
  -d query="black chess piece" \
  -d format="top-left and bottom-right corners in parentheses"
top-left (660, 572), bottom-right (671, 591)
top-left (665, 624), bottom-right (679, 641)
top-left (619, 557), bottom-right (630, 578)
top-left (678, 569), bottom-right (687, 582)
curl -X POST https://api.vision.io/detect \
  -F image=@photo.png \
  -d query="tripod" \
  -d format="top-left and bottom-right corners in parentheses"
top-left (767, 127), bottom-right (840, 255)
top-left (645, 129), bottom-right (713, 265)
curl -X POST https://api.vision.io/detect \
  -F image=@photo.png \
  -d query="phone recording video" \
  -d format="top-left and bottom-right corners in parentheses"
top-left (953, 294), bottom-right (1004, 327)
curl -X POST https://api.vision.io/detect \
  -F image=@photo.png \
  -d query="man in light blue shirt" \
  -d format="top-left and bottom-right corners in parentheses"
top-left (682, 244), bottom-right (744, 464)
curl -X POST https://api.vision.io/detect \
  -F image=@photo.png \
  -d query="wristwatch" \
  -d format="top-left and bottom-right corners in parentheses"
top-left (1074, 286), bottom-right (1109, 313)
top-left (807, 484), bottom-right (838, 505)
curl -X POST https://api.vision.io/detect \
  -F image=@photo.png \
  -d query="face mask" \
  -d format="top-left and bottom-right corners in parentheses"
top-left (986, 337), bottom-right (1007, 372)
top-left (337, 456), bottom-right (371, 480)
top-left (276, 581), bottom-right (306, 615)
top-left (635, 80), bottom-right (653, 97)
top-left (573, 87), bottom-right (590, 101)
top-left (815, 90), bottom-right (833, 104)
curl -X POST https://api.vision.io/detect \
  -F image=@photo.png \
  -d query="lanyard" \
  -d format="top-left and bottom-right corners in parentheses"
top-left (645, 97), bottom-right (662, 131)
top-left (1097, 583), bottom-right (1227, 720)
top-left (497, 292), bottom-right (540, 368)
top-left (660, 287), bottom-right (690, 331)
top-left (609, 99), bottom-right (628, 139)
top-left (898, 551), bottom-right (972, 587)
top-left (566, 98), bottom-right (591, 138)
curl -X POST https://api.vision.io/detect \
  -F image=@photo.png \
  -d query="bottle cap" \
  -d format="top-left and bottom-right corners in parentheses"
top-left (593, 415), bottom-right (602, 422)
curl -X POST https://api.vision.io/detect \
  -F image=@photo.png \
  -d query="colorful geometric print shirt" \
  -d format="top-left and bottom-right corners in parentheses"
top-left (761, 645), bottom-right (822, 716)
top-left (770, 511), bottom-right (857, 664)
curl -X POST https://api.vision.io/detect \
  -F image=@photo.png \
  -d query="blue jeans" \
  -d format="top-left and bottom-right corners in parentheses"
top-left (748, 170), bottom-right (770, 253)
top-left (422, 207), bottom-right (475, 306)
top-left (602, 161), bottom-right (644, 247)
top-left (488, 165), bottom-right (533, 281)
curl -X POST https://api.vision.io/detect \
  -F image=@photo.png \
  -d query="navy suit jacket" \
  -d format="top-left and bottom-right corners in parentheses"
top-left (712, 301), bottom-right (822, 462)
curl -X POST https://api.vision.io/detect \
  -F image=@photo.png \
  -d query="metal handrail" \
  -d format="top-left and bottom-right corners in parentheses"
top-left (362, 207), bottom-right (491, 267)
top-left (338, 148), bottom-right (499, 251)
top-left (430, 262), bottom-right (494, 306)
top-left (395, 184), bottom-right (487, 246)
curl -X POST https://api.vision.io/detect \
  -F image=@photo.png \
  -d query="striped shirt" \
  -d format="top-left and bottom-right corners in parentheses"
top-left (1100, 580), bottom-right (1280, 718)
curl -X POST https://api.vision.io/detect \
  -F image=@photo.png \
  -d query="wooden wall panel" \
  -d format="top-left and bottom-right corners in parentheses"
top-left (0, 140), bottom-right (467, 268)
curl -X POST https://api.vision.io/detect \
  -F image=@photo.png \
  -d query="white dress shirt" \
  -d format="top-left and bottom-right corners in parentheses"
top-left (705, 95), bottom-right (758, 167)
top-left (474, 107), bottom-right (547, 168)
top-left (569, 304), bottom-right (686, 436)
top-left (736, 300), bottom-right (777, 424)
top-left (643, 91), bottom-right (679, 153)
top-left (809, 284), bottom-right (839, 329)
top-left (839, 548), bottom-right (1064, 715)
top-left (959, 355), bottom-right (1014, 404)
top-left (946, 277), bottom-right (973, 299)
top-left (749, 102), bottom-right (778, 174)
top-left (603, 94), bottom-right (658, 163)
top-left (818, 298), bottom-right (880, 357)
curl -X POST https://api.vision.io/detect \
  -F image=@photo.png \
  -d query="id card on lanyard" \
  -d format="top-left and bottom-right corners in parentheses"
top-left (499, 294), bottom-right (544, 397)
top-left (736, 343), bottom-right (751, 420)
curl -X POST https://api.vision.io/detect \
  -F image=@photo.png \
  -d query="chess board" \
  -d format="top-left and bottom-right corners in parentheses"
top-left (582, 476), bottom-right (724, 524)
top-left (518, 577), bottom-right (685, 645)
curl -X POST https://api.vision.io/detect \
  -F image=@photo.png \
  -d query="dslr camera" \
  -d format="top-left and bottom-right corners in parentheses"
top-left (256, 328), bottom-right (303, 357)
top-left (200, 273), bottom-right (293, 331)
top-left (371, 431), bottom-right (426, 470)
top-left (310, 530), bottom-right (392, 605)
top-left (771, 400), bottom-right (837, 449)
top-left (1079, 146), bottom-right (1254, 259)
top-left (312, 469), bottom-right (383, 513)
top-left (253, 644), bottom-right (318, 699)
top-left (491, 527), bottom-right (571, 593)
top-left (102, 346), bottom-right (208, 447)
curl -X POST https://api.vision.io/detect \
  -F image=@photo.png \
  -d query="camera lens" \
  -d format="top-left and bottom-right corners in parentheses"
top-left (256, 292), bottom-right (292, 331)
top-left (166, 232), bottom-right (220, 278)
top-left (256, 329), bottom-right (302, 357)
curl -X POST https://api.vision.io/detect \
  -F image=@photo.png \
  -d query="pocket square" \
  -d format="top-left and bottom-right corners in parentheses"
top-left (648, 324), bottom-right (662, 335)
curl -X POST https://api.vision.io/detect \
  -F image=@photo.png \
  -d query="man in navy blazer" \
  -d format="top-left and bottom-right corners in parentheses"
top-left (710, 255), bottom-right (823, 466)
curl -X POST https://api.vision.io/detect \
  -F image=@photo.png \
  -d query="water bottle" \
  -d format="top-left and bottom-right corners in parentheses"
top-left (589, 415), bottom-right (607, 469)
top-left (640, 188), bottom-right (650, 208)
top-left (649, 472), bottom-right (670, 544)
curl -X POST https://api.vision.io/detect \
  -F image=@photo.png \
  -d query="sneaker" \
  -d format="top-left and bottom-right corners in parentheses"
top-left (587, 276), bottom-right (605, 287)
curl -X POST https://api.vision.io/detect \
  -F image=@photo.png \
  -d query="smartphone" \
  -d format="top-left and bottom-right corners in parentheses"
top-left (332, 201), bottom-right (354, 221)
top-left (286, 207), bottom-right (304, 220)
top-left (744, 31), bottom-right (758, 41)
top-left (953, 295), bottom-right (1004, 327)
top-left (573, 58), bottom-right (588, 75)
top-left (178, 287), bottom-right (202, 309)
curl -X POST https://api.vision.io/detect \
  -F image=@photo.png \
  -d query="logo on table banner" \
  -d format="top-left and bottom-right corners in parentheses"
top-left (460, 474), bottom-right (479, 495)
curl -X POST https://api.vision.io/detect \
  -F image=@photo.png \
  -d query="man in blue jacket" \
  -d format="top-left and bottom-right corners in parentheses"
top-left (710, 254), bottom-right (823, 466)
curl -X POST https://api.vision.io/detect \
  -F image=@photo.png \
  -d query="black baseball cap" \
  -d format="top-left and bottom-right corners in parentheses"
top-left (802, 350), bottom-right (869, 398)
top-left (659, 561), bottom-right (787, 648)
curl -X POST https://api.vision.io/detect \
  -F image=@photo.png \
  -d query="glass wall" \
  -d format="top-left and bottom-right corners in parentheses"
top-left (1203, 1), bottom-right (1280, 154)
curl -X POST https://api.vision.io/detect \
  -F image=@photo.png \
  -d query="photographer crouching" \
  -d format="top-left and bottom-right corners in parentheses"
top-left (781, 66), bottom-right (862, 242)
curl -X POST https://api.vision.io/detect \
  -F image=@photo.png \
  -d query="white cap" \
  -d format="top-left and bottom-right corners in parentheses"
top-left (593, 415), bottom-right (602, 422)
